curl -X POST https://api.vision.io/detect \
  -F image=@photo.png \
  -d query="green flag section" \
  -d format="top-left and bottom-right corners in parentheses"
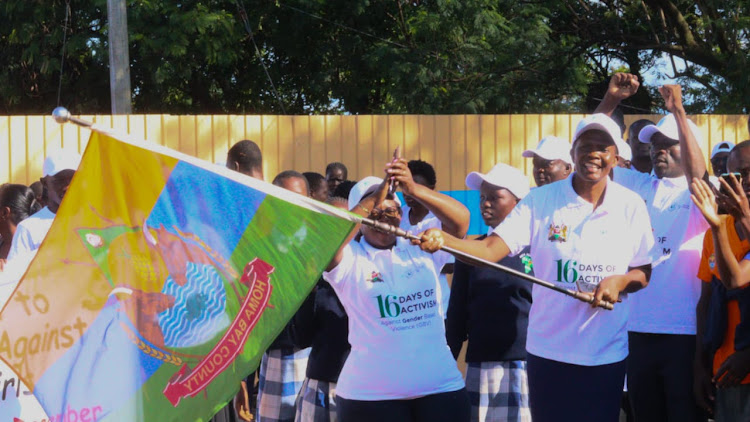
top-left (0, 131), bottom-right (356, 421)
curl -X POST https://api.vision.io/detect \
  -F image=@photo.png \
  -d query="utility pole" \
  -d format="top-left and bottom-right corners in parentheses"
top-left (107, 0), bottom-right (132, 114)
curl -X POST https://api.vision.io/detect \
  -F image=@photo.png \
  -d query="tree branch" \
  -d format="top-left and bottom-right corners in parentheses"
top-left (647, 0), bottom-right (700, 49)
top-left (694, 0), bottom-right (731, 54)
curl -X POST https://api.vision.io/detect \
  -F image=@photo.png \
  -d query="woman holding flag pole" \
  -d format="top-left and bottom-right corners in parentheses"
top-left (416, 113), bottom-right (657, 422)
top-left (323, 157), bottom-right (471, 422)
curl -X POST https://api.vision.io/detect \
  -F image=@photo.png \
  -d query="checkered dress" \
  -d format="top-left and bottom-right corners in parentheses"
top-left (294, 378), bottom-right (338, 422)
top-left (256, 347), bottom-right (311, 422)
top-left (466, 360), bottom-right (531, 422)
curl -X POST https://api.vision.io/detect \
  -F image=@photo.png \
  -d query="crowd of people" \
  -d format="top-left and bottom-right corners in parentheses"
top-left (1, 73), bottom-right (750, 422)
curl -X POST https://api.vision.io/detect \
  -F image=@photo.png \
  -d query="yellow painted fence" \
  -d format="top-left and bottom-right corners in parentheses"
top-left (1, 114), bottom-right (748, 189)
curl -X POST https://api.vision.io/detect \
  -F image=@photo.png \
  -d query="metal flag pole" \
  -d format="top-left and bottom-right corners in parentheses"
top-left (359, 217), bottom-right (615, 311)
top-left (52, 107), bottom-right (93, 127)
top-left (50, 107), bottom-right (613, 310)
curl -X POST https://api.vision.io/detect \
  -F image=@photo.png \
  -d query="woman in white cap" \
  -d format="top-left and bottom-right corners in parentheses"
top-left (446, 163), bottom-right (533, 422)
top-left (417, 113), bottom-right (656, 422)
top-left (324, 158), bottom-right (471, 422)
top-left (521, 136), bottom-right (573, 187)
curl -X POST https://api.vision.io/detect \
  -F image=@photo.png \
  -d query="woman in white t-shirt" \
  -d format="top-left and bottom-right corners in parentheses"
top-left (324, 158), bottom-right (471, 422)
top-left (418, 114), bottom-right (656, 422)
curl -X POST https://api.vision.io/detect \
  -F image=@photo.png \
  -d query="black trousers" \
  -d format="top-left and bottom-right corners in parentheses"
top-left (336, 388), bottom-right (470, 422)
top-left (627, 332), bottom-right (707, 422)
top-left (527, 353), bottom-right (626, 422)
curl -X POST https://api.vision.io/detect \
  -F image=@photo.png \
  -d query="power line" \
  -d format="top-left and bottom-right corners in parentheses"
top-left (592, 97), bottom-right (653, 113)
top-left (57, 0), bottom-right (71, 107)
top-left (235, 0), bottom-right (287, 114)
top-left (278, 2), bottom-right (410, 50)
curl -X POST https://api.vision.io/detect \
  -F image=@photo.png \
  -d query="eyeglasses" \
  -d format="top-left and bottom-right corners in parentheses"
top-left (369, 206), bottom-right (401, 220)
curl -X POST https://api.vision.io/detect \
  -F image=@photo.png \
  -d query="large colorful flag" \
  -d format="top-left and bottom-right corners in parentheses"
top-left (0, 130), bottom-right (357, 421)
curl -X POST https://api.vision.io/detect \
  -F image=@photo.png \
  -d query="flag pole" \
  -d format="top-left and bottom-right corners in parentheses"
top-left (52, 107), bottom-right (93, 128)
top-left (359, 218), bottom-right (615, 311)
top-left (50, 108), bottom-right (613, 310)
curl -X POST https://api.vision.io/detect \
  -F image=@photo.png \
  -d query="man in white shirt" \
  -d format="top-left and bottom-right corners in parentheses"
top-left (7, 149), bottom-right (81, 261)
top-left (597, 73), bottom-right (709, 422)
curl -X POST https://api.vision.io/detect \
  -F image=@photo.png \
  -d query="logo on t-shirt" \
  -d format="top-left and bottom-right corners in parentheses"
top-left (521, 253), bottom-right (533, 274)
top-left (548, 224), bottom-right (568, 242)
top-left (368, 271), bottom-right (384, 283)
top-left (709, 254), bottom-right (715, 270)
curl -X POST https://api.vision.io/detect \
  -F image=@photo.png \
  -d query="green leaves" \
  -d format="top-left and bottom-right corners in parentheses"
top-left (0, 0), bottom-right (747, 113)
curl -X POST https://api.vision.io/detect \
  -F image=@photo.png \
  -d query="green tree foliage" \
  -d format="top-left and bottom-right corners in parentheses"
top-left (556, 0), bottom-right (750, 113)
top-left (276, 0), bottom-right (592, 113)
top-left (0, 0), bottom-right (109, 113)
top-left (0, 0), bottom-right (747, 114)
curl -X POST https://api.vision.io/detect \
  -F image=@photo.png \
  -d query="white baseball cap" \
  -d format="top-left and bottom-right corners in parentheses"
top-left (573, 114), bottom-right (629, 154)
top-left (43, 148), bottom-right (81, 177)
top-left (348, 176), bottom-right (401, 210)
top-left (465, 163), bottom-right (530, 200)
top-left (638, 114), bottom-right (703, 144)
top-left (522, 136), bottom-right (573, 165)
top-left (710, 141), bottom-right (735, 159)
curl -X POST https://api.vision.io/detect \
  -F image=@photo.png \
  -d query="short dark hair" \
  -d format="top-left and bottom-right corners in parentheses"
top-left (730, 140), bottom-right (750, 159)
top-left (326, 196), bottom-right (349, 208)
top-left (332, 180), bottom-right (356, 199)
top-left (303, 172), bottom-right (326, 191)
top-left (227, 140), bottom-right (262, 173)
top-left (0, 184), bottom-right (42, 225)
top-left (29, 181), bottom-right (43, 197)
top-left (273, 170), bottom-right (310, 195)
top-left (407, 160), bottom-right (437, 187)
top-left (29, 180), bottom-right (47, 203)
top-left (325, 162), bottom-right (348, 179)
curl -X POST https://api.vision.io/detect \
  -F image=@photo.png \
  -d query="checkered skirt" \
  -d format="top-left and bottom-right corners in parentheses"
top-left (256, 347), bottom-right (311, 422)
top-left (466, 360), bottom-right (531, 422)
top-left (294, 378), bottom-right (338, 422)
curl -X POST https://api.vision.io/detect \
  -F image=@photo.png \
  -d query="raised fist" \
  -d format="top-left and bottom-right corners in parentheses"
top-left (659, 84), bottom-right (684, 113)
top-left (606, 73), bottom-right (640, 101)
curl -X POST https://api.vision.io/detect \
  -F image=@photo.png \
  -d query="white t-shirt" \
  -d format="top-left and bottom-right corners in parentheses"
top-left (708, 175), bottom-right (720, 189)
top-left (399, 204), bottom-right (453, 315)
top-left (7, 207), bottom-right (55, 261)
top-left (613, 167), bottom-right (709, 334)
top-left (323, 236), bottom-right (464, 400)
top-left (495, 175), bottom-right (655, 366)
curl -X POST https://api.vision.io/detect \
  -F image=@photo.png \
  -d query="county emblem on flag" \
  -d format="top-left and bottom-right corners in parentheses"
top-left (0, 131), bottom-right (356, 421)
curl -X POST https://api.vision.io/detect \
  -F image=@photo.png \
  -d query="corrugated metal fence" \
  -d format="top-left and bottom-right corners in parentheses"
top-left (2, 114), bottom-right (748, 188)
